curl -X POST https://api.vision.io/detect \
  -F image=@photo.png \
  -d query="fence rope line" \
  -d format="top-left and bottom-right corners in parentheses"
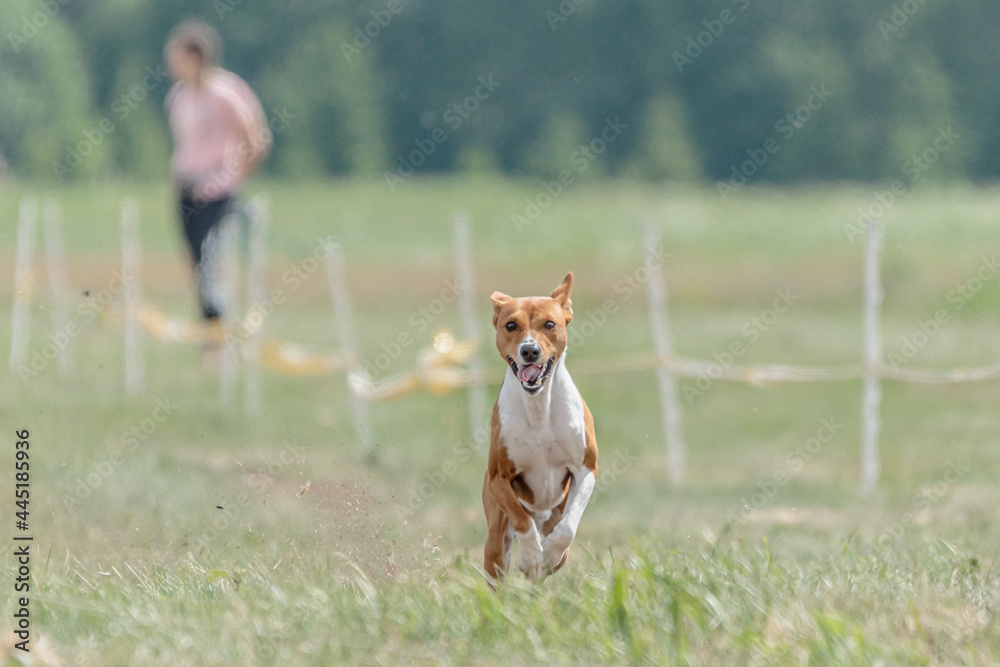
top-left (103, 298), bottom-right (1000, 388)
top-left (583, 354), bottom-right (1000, 385)
top-left (573, 354), bottom-right (864, 384)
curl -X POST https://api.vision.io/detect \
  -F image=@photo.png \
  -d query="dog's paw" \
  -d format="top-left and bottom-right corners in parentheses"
top-left (518, 533), bottom-right (544, 581)
top-left (542, 526), bottom-right (573, 571)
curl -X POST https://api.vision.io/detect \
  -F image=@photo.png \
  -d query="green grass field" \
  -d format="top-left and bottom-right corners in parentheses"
top-left (3, 177), bottom-right (1000, 664)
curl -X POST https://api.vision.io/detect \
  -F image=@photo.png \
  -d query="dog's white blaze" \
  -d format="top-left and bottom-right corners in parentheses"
top-left (498, 352), bottom-right (588, 513)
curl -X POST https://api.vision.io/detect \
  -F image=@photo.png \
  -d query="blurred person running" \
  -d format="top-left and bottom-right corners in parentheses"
top-left (164, 20), bottom-right (271, 366)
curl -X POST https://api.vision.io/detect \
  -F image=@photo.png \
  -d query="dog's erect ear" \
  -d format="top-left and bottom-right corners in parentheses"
top-left (491, 291), bottom-right (512, 329)
top-left (550, 272), bottom-right (573, 323)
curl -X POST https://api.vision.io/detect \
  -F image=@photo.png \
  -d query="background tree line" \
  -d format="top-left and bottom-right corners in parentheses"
top-left (2, 0), bottom-right (996, 185)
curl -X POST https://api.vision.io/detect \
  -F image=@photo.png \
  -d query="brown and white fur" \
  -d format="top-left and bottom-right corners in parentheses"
top-left (482, 272), bottom-right (598, 582)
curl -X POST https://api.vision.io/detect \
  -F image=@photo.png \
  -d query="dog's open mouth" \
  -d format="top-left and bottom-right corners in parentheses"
top-left (507, 356), bottom-right (555, 394)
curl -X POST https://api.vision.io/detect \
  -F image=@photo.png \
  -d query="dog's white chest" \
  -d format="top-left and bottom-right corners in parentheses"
top-left (498, 363), bottom-right (587, 512)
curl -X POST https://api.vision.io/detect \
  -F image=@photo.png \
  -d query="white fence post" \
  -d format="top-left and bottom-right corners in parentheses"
top-left (43, 196), bottom-right (73, 375)
top-left (452, 213), bottom-right (488, 442)
top-left (218, 214), bottom-right (240, 408)
top-left (9, 196), bottom-right (37, 375)
top-left (325, 243), bottom-right (374, 458)
top-left (121, 199), bottom-right (145, 396)
top-left (244, 195), bottom-right (269, 415)
top-left (643, 221), bottom-right (686, 485)
top-left (860, 220), bottom-right (884, 495)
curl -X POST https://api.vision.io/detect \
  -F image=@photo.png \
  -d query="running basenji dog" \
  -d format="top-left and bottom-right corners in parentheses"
top-left (482, 273), bottom-right (598, 582)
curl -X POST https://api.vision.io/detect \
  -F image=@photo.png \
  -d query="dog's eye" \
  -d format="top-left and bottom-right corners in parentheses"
top-left (506, 321), bottom-right (517, 332)
top-left (545, 321), bottom-right (556, 330)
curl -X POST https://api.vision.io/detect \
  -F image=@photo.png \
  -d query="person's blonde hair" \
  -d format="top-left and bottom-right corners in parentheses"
top-left (165, 20), bottom-right (222, 69)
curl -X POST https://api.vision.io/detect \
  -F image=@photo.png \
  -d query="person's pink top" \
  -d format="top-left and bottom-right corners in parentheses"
top-left (165, 69), bottom-right (268, 201)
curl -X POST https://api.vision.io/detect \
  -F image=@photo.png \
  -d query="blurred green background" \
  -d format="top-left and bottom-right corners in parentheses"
top-left (2, 0), bottom-right (995, 185)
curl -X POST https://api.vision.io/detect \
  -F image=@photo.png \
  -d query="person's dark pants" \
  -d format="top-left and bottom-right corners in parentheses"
top-left (178, 190), bottom-right (233, 322)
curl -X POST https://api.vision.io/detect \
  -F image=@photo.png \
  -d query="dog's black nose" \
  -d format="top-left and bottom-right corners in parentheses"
top-left (520, 342), bottom-right (541, 363)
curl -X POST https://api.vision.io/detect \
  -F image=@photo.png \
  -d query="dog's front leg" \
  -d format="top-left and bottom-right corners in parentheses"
top-left (542, 467), bottom-right (596, 572)
top-left (489, 474), bottom-right (545, 580)
top-left (516, 523), bottom-right (545, 580)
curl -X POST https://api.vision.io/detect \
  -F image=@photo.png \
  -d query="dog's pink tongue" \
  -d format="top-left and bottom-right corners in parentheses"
top-left (518, 364), bottom-right (542, 383)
